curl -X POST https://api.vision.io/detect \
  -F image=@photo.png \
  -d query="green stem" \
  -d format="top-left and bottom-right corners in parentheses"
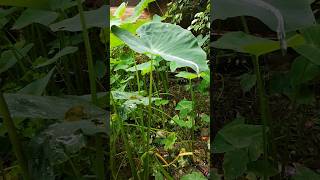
top-left (76, 0), bottom-right (97, 103)
top-left (252, 55), bottom-right (268, 180)
top-left (134, 61), bottom-right (141, 94)
top-left (145, 60), bottom-right (154, 179)
top-left (110, 94), bottom-right (139, 180)
top-left (0, 93), bottom-right (31, 180)
top-left (76, 1), bottom-right (102, 179)
top-left (241, 17), bottom-right (269, 180)
top-left (189, 78), bottom-right (195, 149)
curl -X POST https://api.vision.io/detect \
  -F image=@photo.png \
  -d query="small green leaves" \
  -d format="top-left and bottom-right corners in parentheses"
top-left (172, 115), bottom-right (193, 129)
top-left (127, 60), bottom-right (158, 75)
top-left (200, 113), bottom-right (210, 123)
top-left (155, 99), bottom-right (169, 106)
top-left (181, 172), bottom-right (207, 180)
top-left (175, 71), bottom-right (199, 80)
top-left (161, 133), bottom-right (177, 150)
top-left (175, 99), bottom-right (193, 118)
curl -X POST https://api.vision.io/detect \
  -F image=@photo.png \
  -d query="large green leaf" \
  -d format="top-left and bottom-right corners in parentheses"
top-left (2, 93), bottom-right (106, 121)
top-left (220, 123), bottom-right (263, 148)
top-left (12, 8), bottom-right (58, 29)
top-left (213, 0), bottom-right (315, 32)
top-left (111, 22), bottom-right (208, 73)
top-left (213, 118), bottom-right (263, 150)
top-left (110, 19), bottom-right (148, 48)
top-left (213, 31), bottom-right (304, 56)
top-left (18, 67), bottom-right (55, 95)
top-left (50, 5), bottom-right (109, 32)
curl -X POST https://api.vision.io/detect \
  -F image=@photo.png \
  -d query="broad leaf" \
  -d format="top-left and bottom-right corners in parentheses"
top-left (220, 123), bottom-right (263, 148)
top-left (213, 0), bottom-right (315, 32)
top-left (111, 22), bottom-right (208, 73)
top-left (2, 93), bottom-right (106, 121)
top-left (110, 19), bottom-right (148, 48)
top-left (12, 8), bottom-right (58, 29)
top-left (18, 67), bottom-right (55, 95)
top-left (213, 31), bottom-right (304, 56)
top-left (50, 5), bottom-right (109, 32)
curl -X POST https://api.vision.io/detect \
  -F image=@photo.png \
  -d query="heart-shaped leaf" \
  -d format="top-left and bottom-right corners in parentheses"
top-left (111, 22), bottom-right (208, 73)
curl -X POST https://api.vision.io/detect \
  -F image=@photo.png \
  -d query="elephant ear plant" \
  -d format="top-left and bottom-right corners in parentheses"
top-left (111, 21), bottom-right (209, 179)
top-left (212, 0), bottom-right (319, 179)
top-left (0, 0), bottom-right (108, 179)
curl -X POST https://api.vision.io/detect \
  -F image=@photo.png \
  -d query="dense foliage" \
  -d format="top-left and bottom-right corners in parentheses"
top-left (0, 0), bottom-right (107, 179)
top-left (212, 0), bottom-right (320, 179)
top-left (110, 0), bottom-right (210, 179)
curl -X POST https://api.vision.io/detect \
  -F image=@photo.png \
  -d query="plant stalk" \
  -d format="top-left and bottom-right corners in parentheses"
top-left (252, 55), bottom-right (268, 180)
top-left (145, 60), bottom-right (154, 179)
top-left (76, 0), bottom-right (97, 103)
top-left (110, 94), bottom-right (139, 180)
top-left (0, 93), bottom-right (31, 180)
top-left (76, 1), bottom-right (103, 179)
